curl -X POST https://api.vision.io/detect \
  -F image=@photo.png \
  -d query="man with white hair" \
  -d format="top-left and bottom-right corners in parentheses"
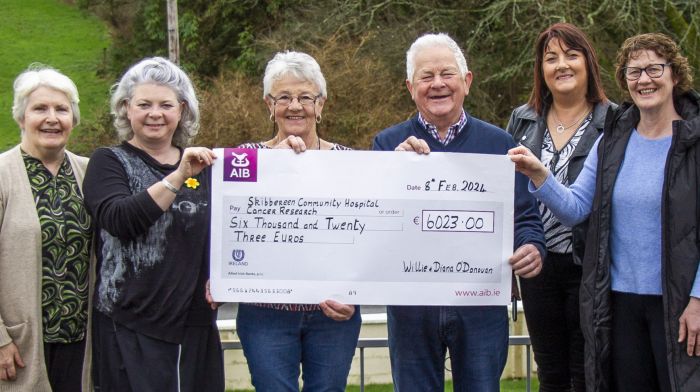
top-left (373, 33), bottom-right (546, 391)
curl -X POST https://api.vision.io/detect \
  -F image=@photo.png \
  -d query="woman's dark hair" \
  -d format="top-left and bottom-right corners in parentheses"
top-left (527, 23), bottom-right (607, 116)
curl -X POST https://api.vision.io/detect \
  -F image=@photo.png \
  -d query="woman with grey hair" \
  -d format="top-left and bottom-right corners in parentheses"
top-left (0, 65), bottom-right (92, 391)
top-left (83, 57), bottom-right (224, 391)
top-left (235, 50), bottom-right (361, 391)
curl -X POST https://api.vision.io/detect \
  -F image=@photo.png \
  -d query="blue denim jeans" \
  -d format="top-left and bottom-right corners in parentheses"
top-left (387, 305), bottom-right (508, 392)
top-left (236, 304), bottom-right (361, 392)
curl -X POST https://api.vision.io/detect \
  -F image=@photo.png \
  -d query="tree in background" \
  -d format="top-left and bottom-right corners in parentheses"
top-left (75, 0), bottom-right (699, 151)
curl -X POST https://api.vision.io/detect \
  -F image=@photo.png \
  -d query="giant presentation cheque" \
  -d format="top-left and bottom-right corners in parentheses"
top-left (210, 148), bottom-right (514, 306)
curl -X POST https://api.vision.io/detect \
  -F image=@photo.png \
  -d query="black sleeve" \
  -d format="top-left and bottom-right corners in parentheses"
top-left (83, 147), bottom-right (165, 241)
top-left (514, 170), bottom-right (546, 258)
top-left (505, 109), bottom-right (518, 136)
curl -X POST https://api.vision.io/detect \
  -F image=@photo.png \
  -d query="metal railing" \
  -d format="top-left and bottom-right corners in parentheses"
top-left (222, 335), bottom-right (532, 392)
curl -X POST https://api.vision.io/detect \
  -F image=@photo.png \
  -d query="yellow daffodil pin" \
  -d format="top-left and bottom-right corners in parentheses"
top-left (185, 177), bottom-right (200, 190)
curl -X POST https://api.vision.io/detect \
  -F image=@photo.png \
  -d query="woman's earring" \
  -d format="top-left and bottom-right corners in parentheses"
top-left (269, 113), bottom-right (274, 122)
top-left (316, 114), bottom-right (322, 124)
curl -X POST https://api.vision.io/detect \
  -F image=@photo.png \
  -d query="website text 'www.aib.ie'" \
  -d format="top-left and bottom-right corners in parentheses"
top-left (454, 288), bottom-right (501, 297)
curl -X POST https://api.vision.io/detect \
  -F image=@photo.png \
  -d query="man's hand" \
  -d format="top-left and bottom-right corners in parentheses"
top-left (395, 136), bottom-right (430, 154)
top-left (509, 244), bottom-right (542, 278)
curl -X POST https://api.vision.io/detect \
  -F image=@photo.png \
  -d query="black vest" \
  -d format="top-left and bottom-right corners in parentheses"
top-left (581, 91), bottom-right (700, 392)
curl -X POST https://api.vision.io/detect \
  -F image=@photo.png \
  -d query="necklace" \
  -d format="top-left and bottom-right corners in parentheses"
top-left (552, 107), bottom-right (591, 134)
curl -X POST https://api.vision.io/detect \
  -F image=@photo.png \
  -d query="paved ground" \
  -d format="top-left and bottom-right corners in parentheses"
top-left (217, 304), bottom-right (386, 319)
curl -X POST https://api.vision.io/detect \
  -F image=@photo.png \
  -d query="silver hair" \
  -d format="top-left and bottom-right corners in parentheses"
top-left (12, 64), bottom-right (80, 129)
top-left (406, 33), bottom-right (469, 82)
top-left (111, 57), bottom-right (199, 147)
top-left (262, 51), bottom-right (327, 98)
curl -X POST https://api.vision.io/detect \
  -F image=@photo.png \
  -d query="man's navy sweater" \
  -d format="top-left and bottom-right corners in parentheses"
top-left (373, 114), bottom-right (546, 257)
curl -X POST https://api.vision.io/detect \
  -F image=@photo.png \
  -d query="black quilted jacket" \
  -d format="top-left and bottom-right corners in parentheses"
top-left (581, 90), bottom-right (700, 392)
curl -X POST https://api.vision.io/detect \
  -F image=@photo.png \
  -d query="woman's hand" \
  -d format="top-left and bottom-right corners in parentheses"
top-left (679, 297), bottom-right (700, 356)
top-left (149, 147), bottom-right (217, 211)
top-left (508, 146), bottom-right (549, 188)
top-left (176, 147), bottom-right (217, 179)
top-left (205, 280), bottom-right (219, 310)
top-left (0, 342), bottom-right (24, 381)
top-left (319, 300), bottom-right (355, 321)
top-left (272, 135), bottom-right (308, 153)
top-left (395, 136), bottom-right (430, 154)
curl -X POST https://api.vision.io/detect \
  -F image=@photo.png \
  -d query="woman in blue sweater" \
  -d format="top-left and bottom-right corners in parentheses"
top-left (509, 33), bottom-right (700, 392)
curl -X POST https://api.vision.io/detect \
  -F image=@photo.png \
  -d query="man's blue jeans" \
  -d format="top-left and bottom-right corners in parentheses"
top-left (387, 305), bottom-right (508, 392)
top-left (236, 303), bottom-right (361, 392)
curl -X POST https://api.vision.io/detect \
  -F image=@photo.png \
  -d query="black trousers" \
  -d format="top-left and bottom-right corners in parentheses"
top-left (44, 339), bottom-right (85, 392)
top-left (520, 251), bottom-right (585, 392)
top-left (611, 291), bottom-right (671, 392)
top-left (92, 311), bottom-right (224, 392)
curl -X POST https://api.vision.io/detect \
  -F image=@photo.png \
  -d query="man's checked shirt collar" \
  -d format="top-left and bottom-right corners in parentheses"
top-left (418, 110), bottom-right (467, 145)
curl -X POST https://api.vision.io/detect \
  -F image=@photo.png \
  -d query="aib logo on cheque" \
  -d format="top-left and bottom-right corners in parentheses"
top-left (223, 148), bottom-right (257, 182)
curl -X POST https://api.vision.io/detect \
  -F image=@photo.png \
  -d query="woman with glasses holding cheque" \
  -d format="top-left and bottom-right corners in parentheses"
top-left (236, 50), bottom-right (361, 392)
top-left (83, 57), bottom-right (224, 392)
top-left (505, 23), bottom-right (613, 392)
top-left (509, 33), bottom-right (700, 391)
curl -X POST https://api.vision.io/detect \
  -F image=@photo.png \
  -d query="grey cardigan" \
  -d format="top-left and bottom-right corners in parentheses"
top-left (0, 145), bottom-right (93, 392)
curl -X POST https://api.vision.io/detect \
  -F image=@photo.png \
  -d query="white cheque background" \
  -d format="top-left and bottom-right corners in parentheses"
top-left (210, 149), bottom-right (515, 306)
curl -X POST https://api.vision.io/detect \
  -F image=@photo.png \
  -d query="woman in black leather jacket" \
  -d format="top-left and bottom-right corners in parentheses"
top-left (506, 23), bottom-right (612, 392)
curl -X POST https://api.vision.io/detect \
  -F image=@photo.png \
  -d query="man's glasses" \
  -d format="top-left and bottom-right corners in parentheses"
top-left (623, 63), bottom-right (671, 81)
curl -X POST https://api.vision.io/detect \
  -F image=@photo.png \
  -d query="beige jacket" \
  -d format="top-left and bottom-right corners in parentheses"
top-left (0, 146), bottom-right (93, 392)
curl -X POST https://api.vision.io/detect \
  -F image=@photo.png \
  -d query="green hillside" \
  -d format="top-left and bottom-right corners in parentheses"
top-left (0, 0), bottom-right (110, 151)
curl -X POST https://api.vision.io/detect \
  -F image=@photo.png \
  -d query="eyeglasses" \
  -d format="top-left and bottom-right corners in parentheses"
top-left (268, 94), bottom-right (319, 107)
top-left (623, 63), bottom-right (671, 81)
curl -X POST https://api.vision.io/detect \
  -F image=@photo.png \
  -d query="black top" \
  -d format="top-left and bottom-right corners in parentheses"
top-left (84, 142), bottom-right (214, 343)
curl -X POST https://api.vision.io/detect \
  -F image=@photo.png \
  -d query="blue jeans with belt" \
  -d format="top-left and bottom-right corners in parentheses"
top-left (236, 303), bottom-right (361, 392)
top-left (387, 305), bottom-right (508, 392)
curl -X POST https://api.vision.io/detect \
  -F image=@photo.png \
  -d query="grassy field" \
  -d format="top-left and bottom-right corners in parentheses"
top-left (229, 378), bottom-right (539, 392)
top-left (0, 0), bottom-right (110, 152)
